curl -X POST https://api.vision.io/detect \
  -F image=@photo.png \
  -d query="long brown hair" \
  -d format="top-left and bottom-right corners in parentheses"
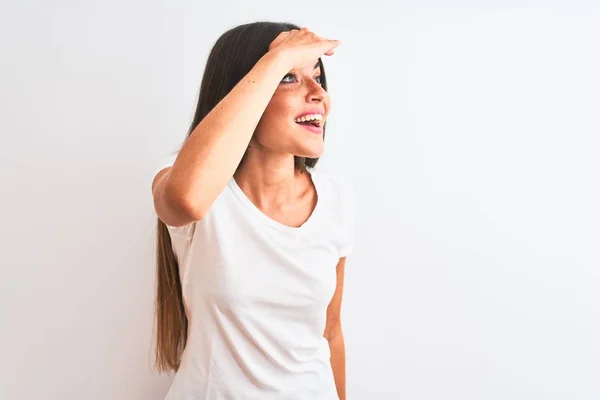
top-left (153, 21), bottom-right (330, 372)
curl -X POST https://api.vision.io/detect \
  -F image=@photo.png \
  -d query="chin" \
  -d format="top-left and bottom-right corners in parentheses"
top-left (296, 145), bottom-right (324, 159)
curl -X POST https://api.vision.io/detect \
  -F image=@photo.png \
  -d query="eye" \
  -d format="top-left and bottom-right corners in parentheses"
top-left (281, 73), bottom-right (296, 84)
top-left (280, 73), bottom-right (323, 85)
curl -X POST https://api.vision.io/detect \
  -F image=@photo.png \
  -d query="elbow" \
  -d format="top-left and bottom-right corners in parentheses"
top-left (164, 181), bottom-right (208, 222)
top-left (324, 321), bottom-right (343, 342)
top-left (177, 194), bottom-right (208, 221)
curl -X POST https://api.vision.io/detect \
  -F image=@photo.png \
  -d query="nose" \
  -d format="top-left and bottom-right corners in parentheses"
top-left (306, 80), bottom-right (326, 103)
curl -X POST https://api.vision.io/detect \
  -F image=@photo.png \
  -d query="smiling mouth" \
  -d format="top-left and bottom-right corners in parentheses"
top-left (295, 121), bottom-right (324, 135)
top-left (294, 113), bottom-right (324, 127)
top-left (296, 120), bottom-right (322, 127)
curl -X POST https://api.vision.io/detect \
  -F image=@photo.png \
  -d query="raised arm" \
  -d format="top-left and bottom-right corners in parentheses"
top-left (152, 52), bottom-right (290, 227)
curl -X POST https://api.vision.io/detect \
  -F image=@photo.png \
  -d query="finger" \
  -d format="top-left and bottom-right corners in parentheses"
top-left (327, 39), bottom-right (341, 47)
top-left (321, 39), bottom-right (340, 55)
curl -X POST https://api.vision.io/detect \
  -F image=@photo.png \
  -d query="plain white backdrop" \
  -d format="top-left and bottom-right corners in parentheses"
top-left (1, 1), bottom-right (599, 399)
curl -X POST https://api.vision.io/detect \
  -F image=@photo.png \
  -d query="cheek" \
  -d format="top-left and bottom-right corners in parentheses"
top-left (263, 92), bottom-right (297, 121)
top-left (256, 102), bottom-right (295, 135)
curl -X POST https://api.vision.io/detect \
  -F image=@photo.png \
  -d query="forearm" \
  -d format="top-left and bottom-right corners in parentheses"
top-left (327, 330), bottom-right (346, 400)
top-left (166, 51), bottom-right (290, 217)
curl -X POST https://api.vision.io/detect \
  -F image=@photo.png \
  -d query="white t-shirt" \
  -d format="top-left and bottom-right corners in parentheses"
top-left (155, 153), bottom-right (356, 400)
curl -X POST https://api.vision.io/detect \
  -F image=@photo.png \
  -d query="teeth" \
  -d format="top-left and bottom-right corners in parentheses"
top-left (294, 114), bottom-right (323, 123)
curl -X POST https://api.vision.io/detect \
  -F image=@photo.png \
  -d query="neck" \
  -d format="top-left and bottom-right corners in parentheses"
top-left (233, 151), bottom-right (307, 209)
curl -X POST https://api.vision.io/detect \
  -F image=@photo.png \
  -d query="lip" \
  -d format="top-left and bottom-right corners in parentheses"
top-left (296, 122), bottom-right (323, 135)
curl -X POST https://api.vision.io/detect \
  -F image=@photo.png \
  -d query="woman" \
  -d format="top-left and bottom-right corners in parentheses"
top-left (151, 21), bottom-right (356, 400)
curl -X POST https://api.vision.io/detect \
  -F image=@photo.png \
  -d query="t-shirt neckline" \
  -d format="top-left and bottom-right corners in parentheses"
top-left (228, 169), bottom-right (321, 234)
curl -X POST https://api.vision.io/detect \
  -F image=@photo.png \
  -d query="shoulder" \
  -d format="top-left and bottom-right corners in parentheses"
top-left (310, 167), bottom-right (356, 215)
top-left (311, 167), bottom-right (354, 197)
top-left (311, 167), bottom-right (357, 257)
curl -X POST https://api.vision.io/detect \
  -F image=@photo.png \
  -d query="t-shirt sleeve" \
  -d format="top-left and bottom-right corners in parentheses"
top-left (339, 179), bottom-right (357, 258)
top-left (154, 151), bottom-right (195, 239)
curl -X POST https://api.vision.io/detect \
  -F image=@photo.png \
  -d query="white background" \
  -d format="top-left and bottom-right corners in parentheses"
top-left (1, 1), bottom-right (598, 399)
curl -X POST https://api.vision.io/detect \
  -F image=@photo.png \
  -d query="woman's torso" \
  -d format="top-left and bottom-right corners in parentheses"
top-left (163, 168), bottom-right (353, 400)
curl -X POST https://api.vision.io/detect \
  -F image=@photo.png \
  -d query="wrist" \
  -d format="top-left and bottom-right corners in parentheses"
top-left (259, 50), bottom-right (292, 76)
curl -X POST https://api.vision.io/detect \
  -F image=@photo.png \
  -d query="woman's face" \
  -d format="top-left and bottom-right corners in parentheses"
top-left (251, 59), bottom-right (330, 159)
